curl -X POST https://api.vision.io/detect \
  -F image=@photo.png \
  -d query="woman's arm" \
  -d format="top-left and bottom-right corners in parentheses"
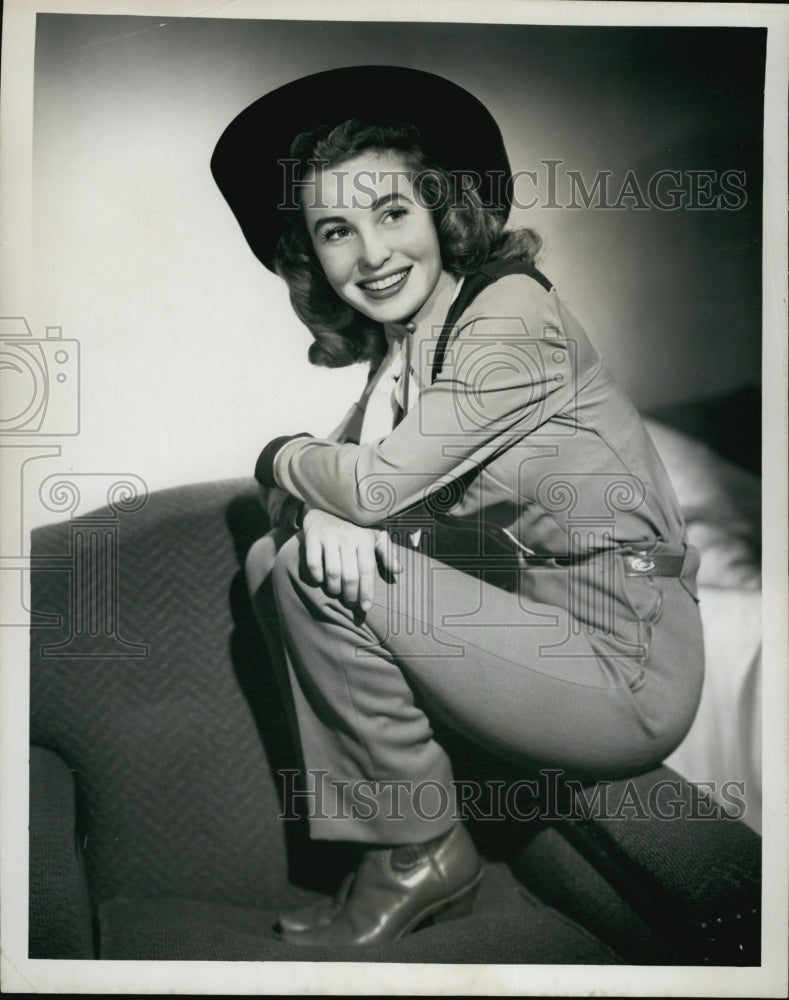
top-left (256, 364), bottom-right (406, 610)
top-left (263, 278), bottom-right (597, 526)
top-left (258, 373), bottom-right (373, 526)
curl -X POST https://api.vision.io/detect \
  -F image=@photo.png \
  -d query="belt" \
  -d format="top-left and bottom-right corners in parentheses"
top-left (525, 548), bottom-right (686, 577)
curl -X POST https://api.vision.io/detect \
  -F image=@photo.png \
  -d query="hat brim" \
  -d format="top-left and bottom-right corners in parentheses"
top-left (211, 65), bottom-right (512, 272)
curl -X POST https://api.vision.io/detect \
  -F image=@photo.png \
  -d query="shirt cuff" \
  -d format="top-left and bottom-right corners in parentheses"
top-left (254, 433), bottom-right (311, 490)
top-left (273, 437), bottom-right (308, 499)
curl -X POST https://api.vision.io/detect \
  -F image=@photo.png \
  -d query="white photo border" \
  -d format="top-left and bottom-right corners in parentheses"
top-left (1, 0), bottom-right (787, 995)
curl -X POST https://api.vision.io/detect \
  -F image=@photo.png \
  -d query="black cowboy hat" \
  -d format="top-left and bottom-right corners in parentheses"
top-left (211, 65), bottom-right (513, 272)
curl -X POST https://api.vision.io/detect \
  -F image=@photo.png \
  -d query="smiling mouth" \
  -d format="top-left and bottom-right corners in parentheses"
top-left (358, 267), bottom-right (411, 295)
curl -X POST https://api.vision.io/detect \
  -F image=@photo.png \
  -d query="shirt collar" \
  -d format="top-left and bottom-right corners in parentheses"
top-left (384, 269), bottom-right (461, 347)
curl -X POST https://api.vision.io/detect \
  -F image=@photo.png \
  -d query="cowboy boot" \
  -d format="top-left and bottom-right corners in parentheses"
top-left (277, 823), bottom-right (482, 946)
top-left (274, 872), bottom-right (354, 934)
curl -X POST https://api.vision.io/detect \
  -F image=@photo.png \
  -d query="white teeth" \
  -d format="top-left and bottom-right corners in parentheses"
top-left (361, 269), bottom-right (408, 292)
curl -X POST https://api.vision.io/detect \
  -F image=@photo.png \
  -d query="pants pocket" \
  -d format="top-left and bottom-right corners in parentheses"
top-left (617, 566), bottom-right (666, 686)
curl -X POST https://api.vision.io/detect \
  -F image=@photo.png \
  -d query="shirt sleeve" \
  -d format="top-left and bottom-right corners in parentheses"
top-left (273, 275), bottom-right (594, 526)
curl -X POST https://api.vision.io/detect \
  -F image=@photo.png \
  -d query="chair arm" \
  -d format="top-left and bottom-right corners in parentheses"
top-left (29, 745), bottom-right (95, 958)
top-left (515, 765), bottom-right (760, 965)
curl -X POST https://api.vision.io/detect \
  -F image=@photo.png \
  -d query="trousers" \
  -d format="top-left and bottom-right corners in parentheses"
top-left (247, 525), bottom-right (704, 845)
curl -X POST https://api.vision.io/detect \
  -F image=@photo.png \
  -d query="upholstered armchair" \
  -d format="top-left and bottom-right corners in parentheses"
top-left (29, 468), bottom-right (760, 964)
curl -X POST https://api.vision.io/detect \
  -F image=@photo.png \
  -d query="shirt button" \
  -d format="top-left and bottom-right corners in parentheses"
top-left (404, 321), bottom-right (416, 334)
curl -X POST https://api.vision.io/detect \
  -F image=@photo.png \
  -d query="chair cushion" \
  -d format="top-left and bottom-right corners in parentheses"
top-left (97, 861), bottom-right (621, 963)
top-left (515, 827), bottom-right (665, 964)
top-left (514, 766), bottom-right (761, 965)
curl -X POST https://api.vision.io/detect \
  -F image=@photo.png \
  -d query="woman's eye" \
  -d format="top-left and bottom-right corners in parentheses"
top-left (321, 224), bottom-right (352, 242)
top-left (383, 208), bottom-right (408, 224)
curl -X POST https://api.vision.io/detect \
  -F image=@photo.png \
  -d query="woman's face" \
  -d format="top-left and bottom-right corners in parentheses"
top-left (301, 149), bottom-right (444, 325)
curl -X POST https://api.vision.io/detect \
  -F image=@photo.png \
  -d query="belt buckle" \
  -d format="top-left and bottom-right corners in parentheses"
top-left (624, 553), bottom-right (655, 575)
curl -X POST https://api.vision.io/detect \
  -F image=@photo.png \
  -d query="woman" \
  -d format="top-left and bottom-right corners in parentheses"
top-left (211, 66), bottom-right (704, 946)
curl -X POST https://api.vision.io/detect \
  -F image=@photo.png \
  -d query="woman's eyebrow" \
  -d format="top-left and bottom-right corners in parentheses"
top-left (312, 192), bottom-right (414, 234)
top-left (368, 191), bottom-right (413, 212)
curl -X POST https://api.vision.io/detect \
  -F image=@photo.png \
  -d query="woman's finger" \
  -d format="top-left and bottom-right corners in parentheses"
top-left (356, 540), bottom-right (377, 612)
top-left (339, 543), bottom-right (360, 606)
top-left (375, 531), bottom-right (403, 576)
top-left (322, 541), bottom-right (343, 597)
top-left (304, 529), bottom-right (324, 584)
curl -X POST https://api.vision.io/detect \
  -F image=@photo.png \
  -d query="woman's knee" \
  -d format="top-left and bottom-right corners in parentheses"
top-left (270, 531), bottom-right (303, 600)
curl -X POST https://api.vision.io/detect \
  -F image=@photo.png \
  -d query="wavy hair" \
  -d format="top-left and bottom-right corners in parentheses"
top-left (274, 119), bottom-right (541, 369)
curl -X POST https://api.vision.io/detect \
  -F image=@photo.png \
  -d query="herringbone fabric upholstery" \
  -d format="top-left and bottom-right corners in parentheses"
top-left (30, 479), bottom-right (300, 913)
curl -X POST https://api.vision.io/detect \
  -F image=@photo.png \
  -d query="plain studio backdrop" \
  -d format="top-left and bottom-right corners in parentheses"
top-left (22, 16), bottom-right (762, 526)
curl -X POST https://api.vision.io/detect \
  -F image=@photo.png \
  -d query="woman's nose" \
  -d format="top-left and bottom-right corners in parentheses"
top-left (357, 229), bottom-right (391, 271)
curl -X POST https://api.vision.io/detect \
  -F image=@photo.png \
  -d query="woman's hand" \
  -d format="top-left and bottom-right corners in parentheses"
top-left (302, 507), bottom-right (402, 612)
